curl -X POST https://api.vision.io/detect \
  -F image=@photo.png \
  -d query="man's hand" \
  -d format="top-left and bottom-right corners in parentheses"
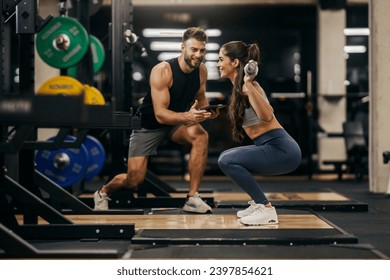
top-left (184, 100), bottom-right (212, 124)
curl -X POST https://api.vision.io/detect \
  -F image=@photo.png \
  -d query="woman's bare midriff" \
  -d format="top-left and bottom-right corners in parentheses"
top-left (243, 118), bottom-right (283, 140)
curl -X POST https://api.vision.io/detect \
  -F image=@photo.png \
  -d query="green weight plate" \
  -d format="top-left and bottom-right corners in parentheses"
top-left (90, 35), bottom-right (105, 73)
top-left (67, 35), bottom-right (105, 77)
top-left (36, 17), bottom-right (89, 69)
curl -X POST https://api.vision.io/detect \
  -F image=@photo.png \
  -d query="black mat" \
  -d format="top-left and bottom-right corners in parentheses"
top-left (0, 240), bottom-right (133, 259)
top-left (129, 243), bottom-right (388, 259)
top-left (132, 228), bottom-right (358, 245)
top-left (217, 199), bottom-right (368, 212)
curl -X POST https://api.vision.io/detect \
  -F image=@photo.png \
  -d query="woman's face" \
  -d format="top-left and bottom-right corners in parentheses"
top-left (217, 48), bottom-right (237, 82)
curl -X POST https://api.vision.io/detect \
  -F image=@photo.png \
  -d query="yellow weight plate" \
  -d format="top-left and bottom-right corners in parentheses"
top-left (84, 85), bottom-right (105, 105)
top-left (37, 76), bottom-right (84, 96)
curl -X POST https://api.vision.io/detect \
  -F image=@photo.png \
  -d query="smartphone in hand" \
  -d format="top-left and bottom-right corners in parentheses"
top-left (198, 104), bottom-right (226, 111)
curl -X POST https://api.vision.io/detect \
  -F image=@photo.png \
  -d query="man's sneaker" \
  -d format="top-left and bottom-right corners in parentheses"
top-left (183, 192), bottom-right (212, 213)
top-left (239, 204), bottom-right (278, 225)
top-left (94, 189), bottom-right (111, 210)
top-left (237, 200), bottom-right (257, 218)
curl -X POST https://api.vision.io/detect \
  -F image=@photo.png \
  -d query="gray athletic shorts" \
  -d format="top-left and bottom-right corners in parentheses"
top-left (128, 126), bottom-right (174, 157)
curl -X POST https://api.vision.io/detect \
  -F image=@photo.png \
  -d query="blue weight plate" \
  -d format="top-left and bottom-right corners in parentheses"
top-left (83, 135), bottom-right (106, 181)
top-left (35, 135), bottom-right (89, 187)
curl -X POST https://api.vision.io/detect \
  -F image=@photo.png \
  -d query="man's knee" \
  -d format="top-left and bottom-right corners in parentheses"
top-left (193, 128), bottom-right (209, 146)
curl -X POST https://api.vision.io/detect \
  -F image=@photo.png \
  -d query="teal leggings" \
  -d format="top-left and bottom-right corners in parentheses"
top-left (218, 129), bottom-right (302, 205)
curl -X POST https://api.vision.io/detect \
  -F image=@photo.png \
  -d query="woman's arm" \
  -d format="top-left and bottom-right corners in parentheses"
top-left (243, 80), bottom-right (274, 122)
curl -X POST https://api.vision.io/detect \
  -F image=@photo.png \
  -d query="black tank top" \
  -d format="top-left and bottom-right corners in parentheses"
top-left (139, 57), bottom-right (200, 129)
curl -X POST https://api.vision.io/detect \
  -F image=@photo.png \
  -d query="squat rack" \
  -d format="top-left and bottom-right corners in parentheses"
top-left (0, 0), bottom-right (140, 258)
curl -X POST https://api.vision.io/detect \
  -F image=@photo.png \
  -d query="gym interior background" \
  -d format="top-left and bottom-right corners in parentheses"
top-left (84, 1), bottom-right (368, 178)
top-left (1, 0), bottom-right (390, 260)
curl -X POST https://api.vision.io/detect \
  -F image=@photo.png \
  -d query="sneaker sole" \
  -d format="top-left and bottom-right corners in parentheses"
top-left (183, 204), bottom-right (212, 214)
top-left (239, 219), bottom-right (279, 226)
top-left (237, 213), bottom-right (250, 218)
top-left (94, 206), bottom-right (109, 211)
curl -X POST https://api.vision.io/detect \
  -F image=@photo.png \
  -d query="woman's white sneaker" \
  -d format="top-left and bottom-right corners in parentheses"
top-left (239, 204), bottom-right (279, 225)
top-left (237, 200), bottom-right (257, 218)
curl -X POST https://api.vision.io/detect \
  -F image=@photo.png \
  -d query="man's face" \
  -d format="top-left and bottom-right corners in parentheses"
top-left (182, 38), bottom-right (206, 69)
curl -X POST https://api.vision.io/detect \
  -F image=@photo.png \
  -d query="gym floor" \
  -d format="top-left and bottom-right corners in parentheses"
top-left (79, 174), bottom-right (390, 259)
top-left (166, 175), bottom-right (390, 257)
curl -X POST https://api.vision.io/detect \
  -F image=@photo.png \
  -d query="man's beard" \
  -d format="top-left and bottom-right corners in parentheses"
top-left (184, 54), bottom-right (201, 69)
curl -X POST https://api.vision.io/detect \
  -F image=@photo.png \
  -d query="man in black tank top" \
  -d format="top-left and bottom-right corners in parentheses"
top-left (94, 27), bottom-right (221, 213)
top-left (139, 57), bottom-right (202, 129)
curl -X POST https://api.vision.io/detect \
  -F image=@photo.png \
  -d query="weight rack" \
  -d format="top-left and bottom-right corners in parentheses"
top-left (0, 0), bottom-right (141, 258)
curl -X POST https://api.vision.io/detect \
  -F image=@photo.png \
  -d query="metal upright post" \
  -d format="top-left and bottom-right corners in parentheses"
top-left (109, 0), bottom-right (134, 178)
top-left (68, 0), bottom-right (94, 85)
top-left (15, 0), bottom-right (40, 224)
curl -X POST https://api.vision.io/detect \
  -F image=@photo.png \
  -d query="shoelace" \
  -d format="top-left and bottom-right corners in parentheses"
top-left (250, 204), bottom-right (266, 215)
top-left (247, 200), bottom-right (255, 207)
top-left (193, 192), bottom-right (201, 198)
top-left (242, 200), bottom-right (256, 213)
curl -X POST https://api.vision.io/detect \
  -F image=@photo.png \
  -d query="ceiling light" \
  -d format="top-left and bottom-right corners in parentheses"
top-left (205, 53), bottom-right (219, 61)
top-left (143, 28), bottom-right (222, 38)
top-left (150, 42), bottom-right (220, 52)
top-left (344, 28), bottom-right (370, 36)
top-left (344, 45), bottom-right (367, 53)
top-left (150, 42), bottom-right (181, 51)
top-left (157, 52), bottom-right (181, 61)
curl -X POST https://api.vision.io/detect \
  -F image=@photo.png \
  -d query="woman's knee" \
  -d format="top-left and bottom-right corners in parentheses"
top-left (218, 152), bottom-right (231, 171)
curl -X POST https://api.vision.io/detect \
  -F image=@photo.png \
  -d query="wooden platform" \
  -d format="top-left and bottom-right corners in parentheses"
top-left (208, 191), bottom-right (368, 212)
top-left (216, 192), bottom-right (349, 201)
top-left (166, 191), bottom-right (349, 201)
top-left (18, 211), bottom-right (331, 230)
top-left (15, 207), bottom-right (359, 247)
top-left (79, 190), bottom-right (367, 212)
top-left (64, 213), bottom-right (332, 230)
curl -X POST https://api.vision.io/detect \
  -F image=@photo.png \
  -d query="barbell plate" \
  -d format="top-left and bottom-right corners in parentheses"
top-left (35, 135), bottom-right (89, 187)
top-left (83, 135), bottom-right (106, 181)
top-left (90, 35), bottom-right (105, 73)
top-left (36, 16), bottom-right (89, 69)
top-left (67, 35), bottom-right (105, 77)
top-left (37, 75), bottom-right (84, 95)
top-left (37, 75), bottom-right (84, 96)
top-left (84, 85), bottom-right (105, 105)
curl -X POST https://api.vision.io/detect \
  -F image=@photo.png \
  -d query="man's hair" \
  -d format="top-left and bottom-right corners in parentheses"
top-left (182, 27), bottom-right (208, 43)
